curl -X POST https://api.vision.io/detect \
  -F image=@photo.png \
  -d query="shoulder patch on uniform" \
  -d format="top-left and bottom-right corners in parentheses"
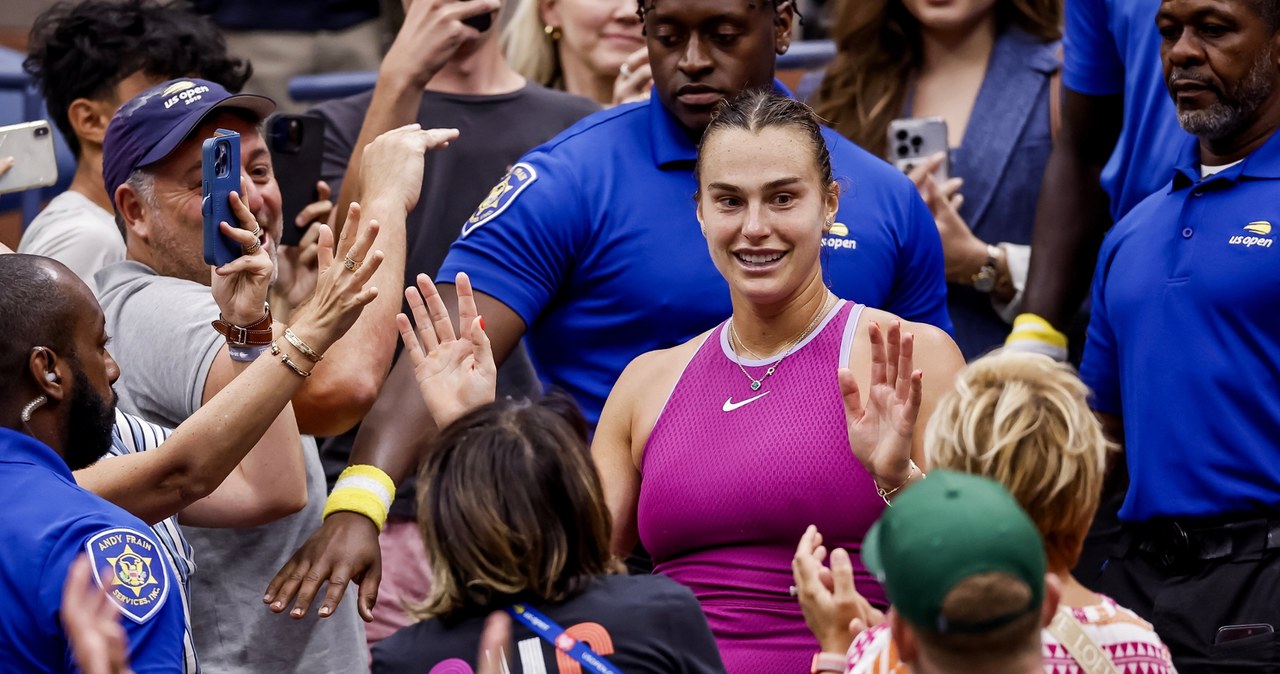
top-left (462, 163), bottom-right (538, 237)
top-left (85, 527), bottom-right (169, 624)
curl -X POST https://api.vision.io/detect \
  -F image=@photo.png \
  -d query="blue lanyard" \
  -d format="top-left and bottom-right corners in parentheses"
top-left (505, 604), bottom-right (623, 674)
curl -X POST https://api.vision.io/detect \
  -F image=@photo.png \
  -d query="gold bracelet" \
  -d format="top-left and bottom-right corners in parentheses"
top-left (876, 459), bottom-right (925, 507)
top-left (271, 341), bottom-right (312, 377)
top-left (283, 327), bottom-right (324, 363)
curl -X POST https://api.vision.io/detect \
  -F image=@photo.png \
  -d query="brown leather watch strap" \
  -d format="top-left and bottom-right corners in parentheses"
top-left (211, 303), bottom-right (273, 346)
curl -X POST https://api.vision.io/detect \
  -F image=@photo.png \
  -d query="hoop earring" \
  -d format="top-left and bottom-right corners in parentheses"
top-left (544, 24), bottom-right (562, 41)
top-left (20, 395), bottom-right (47, 423)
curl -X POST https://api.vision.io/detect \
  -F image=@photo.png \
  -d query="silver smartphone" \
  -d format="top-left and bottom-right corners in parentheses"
top-left (887, 117), bottom-right (949, 184)
top-left (0, 120), bottom-right (58, 196)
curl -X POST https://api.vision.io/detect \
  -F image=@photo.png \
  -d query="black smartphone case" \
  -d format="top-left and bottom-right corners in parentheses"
top-left (267, 113), bottom-right (327, 246)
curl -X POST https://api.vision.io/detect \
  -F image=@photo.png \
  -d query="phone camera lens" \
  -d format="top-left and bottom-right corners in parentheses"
top-left (895, 130), bottom-right (908, 141)
top-left (896, 145), bottom-right (910, 157)
top-left (215, 144), bottom-right (229, 177)
top-left (910, 135), bottom-right (923, 147)
top-left (34, 126), bottom-right (49, 137)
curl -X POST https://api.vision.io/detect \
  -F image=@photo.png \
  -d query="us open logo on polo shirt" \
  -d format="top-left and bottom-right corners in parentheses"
top-left (463, 163), bottom-right (538, 237)
top-left (822, 222), bottom-right (857, 251)
top-left (86, 527), bottom-right (170, 623)
top-left (1229, 221), bottom-right (1274, 248)
top-left (161, 80), bottom-right (211, 110)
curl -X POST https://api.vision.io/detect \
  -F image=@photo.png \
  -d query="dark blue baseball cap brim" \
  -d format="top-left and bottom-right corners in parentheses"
top-left (103, 78), bottom-right (274, 204)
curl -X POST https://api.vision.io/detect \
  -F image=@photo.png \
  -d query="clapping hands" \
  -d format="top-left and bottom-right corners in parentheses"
top-left (396, 272), bottom-right (497, 428)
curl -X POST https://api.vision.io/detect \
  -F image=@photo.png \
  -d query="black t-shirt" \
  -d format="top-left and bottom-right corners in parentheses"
top-left (371, 575), bottom-right (727, 674)
top-left (310, 82), bottom-right (599, 512)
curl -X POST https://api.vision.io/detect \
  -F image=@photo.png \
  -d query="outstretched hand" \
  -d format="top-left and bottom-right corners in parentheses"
top-left (396, 271), bottom-right (497, 429)
top-left (793, 525), bottom-right (885, 654)
top-left (840, 320), bottom-right (922, 490)
top-left (286, 201), bottom-right (383, 354)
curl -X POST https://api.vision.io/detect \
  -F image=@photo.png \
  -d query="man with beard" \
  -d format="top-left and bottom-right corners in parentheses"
top-left (0, 254), bottom-right (184, 671)
top-left (1079, 0), bottom-right (1280, 669)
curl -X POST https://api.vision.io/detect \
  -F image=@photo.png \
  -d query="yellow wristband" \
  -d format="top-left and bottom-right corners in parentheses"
top-left (322, 465), bottom-right (396, 532)
top-left (1005, 313), bottom-right (1069, 361)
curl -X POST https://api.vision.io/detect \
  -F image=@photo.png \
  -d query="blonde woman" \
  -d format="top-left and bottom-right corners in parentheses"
top-left (794, 352), bottom-right (1178, 673)
top-left (501, 0), bottom-right (651, 105)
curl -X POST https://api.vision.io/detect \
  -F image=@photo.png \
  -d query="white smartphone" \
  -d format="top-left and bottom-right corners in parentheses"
top-left (887, 117), bottom-right (949, 184)
top-left (0, 120), bottom-right (59, 196)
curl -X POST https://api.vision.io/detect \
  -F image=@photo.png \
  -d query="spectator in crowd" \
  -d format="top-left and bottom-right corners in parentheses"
top-left (192, 0), bottom-right (386, 113)
top-left (807, 0), bottom-right (1061, 359)
top-left (96, 76), bottom-right (454, 671)
top-left (502, 0), bottom-right (653, 105)
top-left (370, 285), bottom-right (724, 671)
top-left (0, 254), bottom-right (184, 671)
top-left (272, 0), bottom-right (955, 626)
top-left (588, 90), bottom-right (962, 672)
top-left (1008, 0), bottom-right (1188, 359)
top-left (862, 471), bottom-right (1059, 674)
top-left (19, 0), bottom-right (251, 294)
top-left (265, 0), bottom-right (599, 642)
top-left (796, 352), bottom-right (1177, 673)
top-left (1080, 0), bottom-right (1280, 668)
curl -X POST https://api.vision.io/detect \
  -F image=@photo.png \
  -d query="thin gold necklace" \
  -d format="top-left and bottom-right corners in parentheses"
top-left (727, 293), bottom-right (833, 391)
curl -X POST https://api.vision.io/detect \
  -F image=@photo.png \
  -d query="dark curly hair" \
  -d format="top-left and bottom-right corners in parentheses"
top-left (24, 0), bottom-right (251, 157)
top-left (636, 0), bottom-right (804, 26)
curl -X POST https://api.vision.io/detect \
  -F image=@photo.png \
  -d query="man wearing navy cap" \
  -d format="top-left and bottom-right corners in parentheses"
top-left (94, 77), bottom-right (450, 671)
top-left (1080, 0), bottom-right (1280, 668)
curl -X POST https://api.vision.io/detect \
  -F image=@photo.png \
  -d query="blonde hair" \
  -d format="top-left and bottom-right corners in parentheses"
top-left (502, 0), bottom-right (563, 89)
top-left (924, 352), bottom-right (1113, 571)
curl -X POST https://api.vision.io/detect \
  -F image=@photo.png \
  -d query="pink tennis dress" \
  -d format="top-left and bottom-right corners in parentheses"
top-left (638, 300), bottom-right (888, 673)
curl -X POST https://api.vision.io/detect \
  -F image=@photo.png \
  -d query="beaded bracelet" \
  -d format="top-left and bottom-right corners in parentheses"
top-left (322, 465), bottom-right (397, 532)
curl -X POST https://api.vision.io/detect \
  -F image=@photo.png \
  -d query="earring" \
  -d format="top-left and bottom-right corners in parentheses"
top-left (20, 395), bottom-right (47, 423)
top-left (544, 24), bottom-right (562, 41)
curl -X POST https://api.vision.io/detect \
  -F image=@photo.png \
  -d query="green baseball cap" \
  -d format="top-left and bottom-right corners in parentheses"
top-left (862, 470), bottom-right (1046, 634)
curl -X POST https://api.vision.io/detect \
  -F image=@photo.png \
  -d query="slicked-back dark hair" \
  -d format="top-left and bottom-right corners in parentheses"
top-left (695, 88), bottom-right (835, 196)
top-left (0, 255), bottom-right (81, 406)
top-left (413, 394), bottom-right (620, 620)
top-left (24, 0), bottom-right (251, 157)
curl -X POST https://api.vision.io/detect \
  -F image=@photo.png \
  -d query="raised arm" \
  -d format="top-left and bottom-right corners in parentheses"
top-left (1017, 90), bottom-right (1123, 331)
top-left (77, 201), bottom-right (384, 526)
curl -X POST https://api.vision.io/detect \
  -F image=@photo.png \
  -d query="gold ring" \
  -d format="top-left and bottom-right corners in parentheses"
top-left (243, 241), bottom-right (261, 255)
top-left (343, 256), bottom-right (361, 272)
top-left (250, 225), bottom-right (263, 240)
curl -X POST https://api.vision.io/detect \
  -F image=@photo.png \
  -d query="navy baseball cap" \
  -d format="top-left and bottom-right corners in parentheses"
top-left (102, 78), bottom-right (275, 203)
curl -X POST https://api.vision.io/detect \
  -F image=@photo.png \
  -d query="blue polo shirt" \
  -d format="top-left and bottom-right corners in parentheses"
top-left (1080, 130), bottom-right (1280, 522)
top-left (0, 428), bottom-right (184, 672)
top-left (1064, 0), bottom-right (1190, 220)
top-left (439, 85), bottom-right (950, 425)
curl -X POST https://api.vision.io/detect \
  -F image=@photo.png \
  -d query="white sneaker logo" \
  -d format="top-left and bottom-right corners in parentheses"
top-left (722, 391), bottom-right (770, 412)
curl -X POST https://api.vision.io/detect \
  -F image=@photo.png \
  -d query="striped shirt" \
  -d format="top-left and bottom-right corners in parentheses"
top-left (106, 410), bottom-right (200, 674)
top-left (846, 594), bottom-right (1177, 674)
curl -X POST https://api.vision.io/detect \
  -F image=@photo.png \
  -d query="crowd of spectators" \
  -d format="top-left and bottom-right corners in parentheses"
top-left (2, 0), bottom-right (1278, 672)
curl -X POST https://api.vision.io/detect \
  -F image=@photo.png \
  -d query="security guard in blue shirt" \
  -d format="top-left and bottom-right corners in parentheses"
top-left (0, 254), bottom-right (183, 672)
top-left (438, 0), bottom-right (951, 426)
top-left (1079, 0), bottom-right (1280, 668)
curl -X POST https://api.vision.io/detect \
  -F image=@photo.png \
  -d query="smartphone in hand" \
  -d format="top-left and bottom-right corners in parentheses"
top-left (0, 120), bottom-right (58, 196)
top-left (462, 0), bottom-right (493, 32)
top-left (267, 113), bottom-right (325, 246)
top-left (887, 117), bottom-right (949, 184)
top-left (202, 129), bottom-right (243, 266)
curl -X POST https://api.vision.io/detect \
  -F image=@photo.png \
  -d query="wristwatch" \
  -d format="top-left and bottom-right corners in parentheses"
top-left (811, 652), bottom-right (846, 673)
top-left (970, 244), bottom-right (1001, 293)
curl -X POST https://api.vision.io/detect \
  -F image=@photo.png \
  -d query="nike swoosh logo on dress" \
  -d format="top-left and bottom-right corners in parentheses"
top-left (722, 391), bottom-right (770, 412)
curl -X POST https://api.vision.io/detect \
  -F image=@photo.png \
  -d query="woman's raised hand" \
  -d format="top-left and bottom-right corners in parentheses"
top-left (396, 271), bottom-right (497, 428)
top-left (285, 201), bottom-right (383, 354)
top-left (839, 320), bottom-right (922, 491)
